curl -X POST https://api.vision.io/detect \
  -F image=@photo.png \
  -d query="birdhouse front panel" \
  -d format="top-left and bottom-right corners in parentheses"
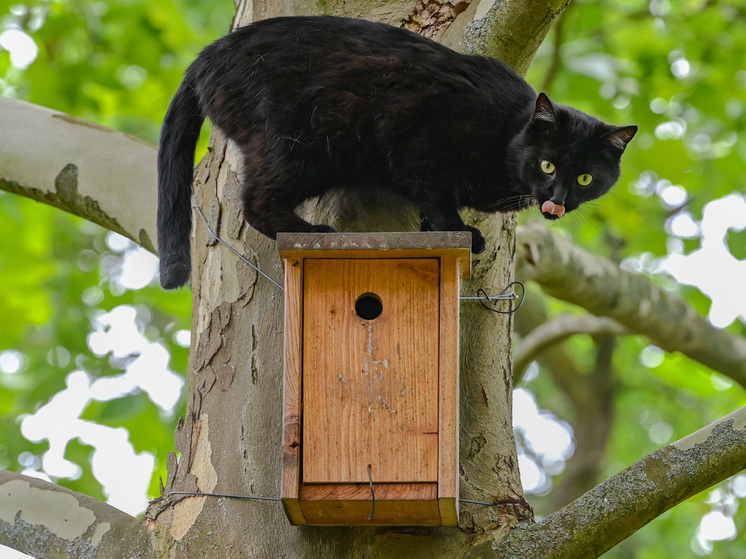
top-left (278, 232), bottom-right (471, 527)
top-left (302, 258), bottom-right (439, 484)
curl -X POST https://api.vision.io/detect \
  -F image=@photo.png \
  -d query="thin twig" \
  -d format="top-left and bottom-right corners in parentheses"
top-left (514, 314), bottom-right (626, 381)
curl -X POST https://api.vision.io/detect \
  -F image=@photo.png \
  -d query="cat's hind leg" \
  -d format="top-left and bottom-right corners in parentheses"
top-left (236, 136), bottom-right (337, 239)
top-left (241, 189), bottom-right (337, 239)
top-left (240, 175), bottom-right (336, 240)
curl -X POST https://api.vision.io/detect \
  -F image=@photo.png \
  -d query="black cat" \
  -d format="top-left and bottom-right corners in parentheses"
top-left (157, 16), bottom-right (636, 289)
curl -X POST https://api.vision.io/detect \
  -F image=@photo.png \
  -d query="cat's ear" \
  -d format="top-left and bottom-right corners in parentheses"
top-left (606, 126), bottom-right (638, 152)
top-left (532, 92), bottom-right (557, 124)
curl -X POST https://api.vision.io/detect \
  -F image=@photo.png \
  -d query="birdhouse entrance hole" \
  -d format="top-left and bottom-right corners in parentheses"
top-left (278, 232), bottom-right (471, 527)
top-left (355, 293), bottom-right (383, 320)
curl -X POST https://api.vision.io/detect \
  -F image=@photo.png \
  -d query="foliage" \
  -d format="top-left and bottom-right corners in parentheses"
top-left (0, 0), bottom-right (231, 512)
top-left (0, 0), bottom-right (745, 556)
top-left (521, 0), bottom-right (746, 556)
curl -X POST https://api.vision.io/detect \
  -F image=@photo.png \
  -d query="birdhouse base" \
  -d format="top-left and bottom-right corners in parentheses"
top-left (291, 483), bottom-right (444, 526)
top-left (278, 232), bottom-right (470, 527)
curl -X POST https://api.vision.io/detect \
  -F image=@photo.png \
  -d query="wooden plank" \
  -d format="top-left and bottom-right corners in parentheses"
top-left (302, 258), bottom-right (439, 484)
top-left (299, 483), bottom-right (440, 526)
top-left (299, 499), bottom-right (442, 526)
top-left (279, 249), bottom-right (470, 278)
top-left (300, 483), bottom-right (437, 501)
top-left (282, 498), bottom-right (305, 526)
top-left (438, 497), bottom-right (458, 527)
top-left (438, 255), bottom-right (460, 526)
top-left (277, 232), bottom-right (471, 278)
top-left (281, 256), bottom-right (306, 525)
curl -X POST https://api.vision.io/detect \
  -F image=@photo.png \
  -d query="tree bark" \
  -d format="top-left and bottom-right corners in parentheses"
top-left (0, 470), bottom-right (152, 559)
top-left (442, 0), bottom-right (570, 76)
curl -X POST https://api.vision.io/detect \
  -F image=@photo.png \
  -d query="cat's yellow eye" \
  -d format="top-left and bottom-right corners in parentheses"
top-left (577, 174), bottom-right (593, 186)
top-left (540, 160), bottom-right (555, 175)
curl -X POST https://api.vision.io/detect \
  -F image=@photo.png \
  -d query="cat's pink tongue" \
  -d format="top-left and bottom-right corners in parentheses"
top-left (541, 200), bottom-right (565, 217)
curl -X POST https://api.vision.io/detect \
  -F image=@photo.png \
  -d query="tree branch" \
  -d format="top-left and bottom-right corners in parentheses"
top-left (513, 291), bottom-right (589, 408)
top-left (0, 470), bottom-right (152, 559)
top-left (516, 222), bottom-right (746, 388)
top-left (540, 3), bottom-right (570, 93)
top-left (514, 314), bottom-right (627, 380)
top-left (443, 0), bottom-right (571, 76)
top-left (470, 405), bottom-right (746, 558)
top-left (0, 96), bottom-right (158, 252)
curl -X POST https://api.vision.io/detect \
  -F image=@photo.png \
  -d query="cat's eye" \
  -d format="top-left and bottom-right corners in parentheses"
top-left (540, 160), bottom-right (555, 175)
top-left (577, 174), bottom-right (593, 186)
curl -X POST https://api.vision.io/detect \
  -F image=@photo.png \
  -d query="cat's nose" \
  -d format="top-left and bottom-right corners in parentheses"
top-left (549, 191), bottom-right (567, 206)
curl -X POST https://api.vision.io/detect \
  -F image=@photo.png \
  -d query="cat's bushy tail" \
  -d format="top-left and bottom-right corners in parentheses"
top-left (157, 71), bottom-right (205, 289)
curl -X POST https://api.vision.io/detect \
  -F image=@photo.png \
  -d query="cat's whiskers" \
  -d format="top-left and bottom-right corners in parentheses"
top-left (480, 195), bottom-right (536, 213)
top-left (568, 207), bottom-right (602, 241)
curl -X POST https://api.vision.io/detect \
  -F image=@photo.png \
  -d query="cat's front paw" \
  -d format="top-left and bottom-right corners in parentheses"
top-left (312, 224), bottom-right (337, 233)
top-left (467, 226), bottom-right (487, 254)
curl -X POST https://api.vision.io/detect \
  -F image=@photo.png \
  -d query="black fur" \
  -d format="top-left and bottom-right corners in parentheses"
top-left (157, 16), bottom-right (636, 289)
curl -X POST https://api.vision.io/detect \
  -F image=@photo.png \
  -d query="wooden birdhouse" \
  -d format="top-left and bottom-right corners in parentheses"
top-left (278, 232), bottom-right (471, 526)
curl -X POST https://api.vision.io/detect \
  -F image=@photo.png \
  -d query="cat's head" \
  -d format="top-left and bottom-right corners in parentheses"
top-left (512, 93), bottom-right (637, 220)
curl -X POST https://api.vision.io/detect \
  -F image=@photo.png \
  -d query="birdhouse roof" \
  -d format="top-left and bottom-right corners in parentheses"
top-left (277, 232), bottom-right (471, 278)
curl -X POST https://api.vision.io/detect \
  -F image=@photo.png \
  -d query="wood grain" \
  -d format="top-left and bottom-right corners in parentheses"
top-left (300, 483), bottom-right (437, 501)
top-left (438, 255), bottom-right (460, 526)
top-left (281, 257), bottom-right (306, 525)
top-left (281, 243), bottom-right (466, 526)
top-left (302, 258), bottom-right (440, 484)
top-left (299, 483), bottom-right (440, 526)
top-left (298, 499), bottom-right (441, 526)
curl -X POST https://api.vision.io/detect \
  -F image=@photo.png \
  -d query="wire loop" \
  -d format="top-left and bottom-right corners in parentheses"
top-left (460, 281), bottom-right (525, 314)
top-left (365, 464), bottom-right (376, 521)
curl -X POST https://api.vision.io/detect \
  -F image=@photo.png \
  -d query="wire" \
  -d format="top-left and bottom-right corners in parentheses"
top-left (365, 464), bottom-right (376, 521)
top-left (167, 490), bottom-right (281, 502)
top-left (191, 195), bottom-right (285, 292)
top-left (460, 499), bottom-right (500, 506)
top-left (192, 196), bottom-right (526, 314)
top-left (460, 281), bottom-right (526, 314)
top-left (168, 490), bottom-right (499, 508)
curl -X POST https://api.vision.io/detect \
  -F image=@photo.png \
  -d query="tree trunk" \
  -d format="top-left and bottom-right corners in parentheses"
top-left (144, 0), bottom-right (564, 555)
